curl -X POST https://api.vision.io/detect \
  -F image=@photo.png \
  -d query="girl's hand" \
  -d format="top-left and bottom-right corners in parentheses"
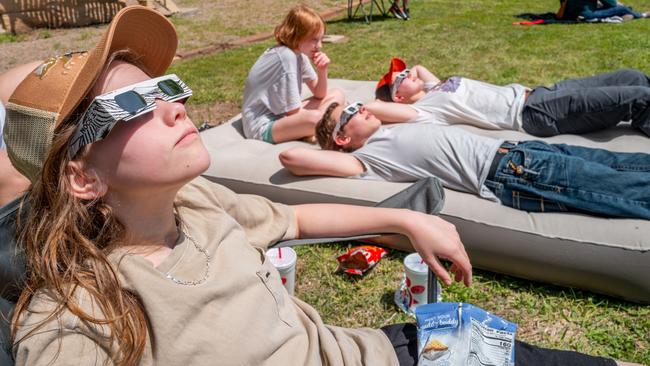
top-left (312, 51), bottom-right (330, 71)
top-left (405, 213), bottom-right (472, 286)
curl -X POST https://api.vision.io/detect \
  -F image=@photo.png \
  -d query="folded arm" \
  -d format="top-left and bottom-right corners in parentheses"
top-left (411, 64), bottom-right (441, 85)
top-left (305, 76), bottom-right (326, 100)
top-left (279, 147), bottom-right (365, 177)
top-left (365, 100), bottom-right (418, 123)
top-left (305, 52), bottom-right (330, 99)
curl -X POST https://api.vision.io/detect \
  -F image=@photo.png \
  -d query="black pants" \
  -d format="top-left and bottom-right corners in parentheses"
top-left (381, 323), bottom-right (616, 366)
top-left (521, 68), bottom-right (650, 137)
top-left (0, 298), bottom-right (13, 366)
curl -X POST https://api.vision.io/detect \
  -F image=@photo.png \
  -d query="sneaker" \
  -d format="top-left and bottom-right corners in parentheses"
top-left (388, 3), bottom-right (406, 20)
top-left (621, 14), bottom-right (635, 21)
top-left (403, 6), bottom-right (410, 19)
top-left (602, 16), bottom-right (623, 23)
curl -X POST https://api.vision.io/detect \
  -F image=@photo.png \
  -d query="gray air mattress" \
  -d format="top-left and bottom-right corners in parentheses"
top-left (200, 79), bottom-right (650, 303)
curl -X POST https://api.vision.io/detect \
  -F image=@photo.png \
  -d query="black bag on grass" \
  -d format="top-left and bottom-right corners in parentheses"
top-left (0, 197), bottom-right (25, 366)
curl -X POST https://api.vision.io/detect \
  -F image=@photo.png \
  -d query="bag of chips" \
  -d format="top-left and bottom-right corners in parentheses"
top-left (336, 245), bottom-right (388, 275)
top-left (415, 302), bottom-right (517, 366)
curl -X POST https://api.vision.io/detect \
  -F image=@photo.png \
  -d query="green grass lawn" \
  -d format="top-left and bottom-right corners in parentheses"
top-left (169, 0), bottom-right (650, 363)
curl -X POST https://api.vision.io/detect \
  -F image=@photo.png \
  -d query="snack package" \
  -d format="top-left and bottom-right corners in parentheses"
top-left (336, 245), bottom-right (387, 275)
top-left (415, 302), bottom-right (517, 366)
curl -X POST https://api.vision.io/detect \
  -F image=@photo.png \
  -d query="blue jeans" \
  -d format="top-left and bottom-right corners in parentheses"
top-left (484, 141), bottom-right (650, 220)
top-left (522, 69), bottom-right (650, 137)
top-left (581, 5), bottom-right (643, 20)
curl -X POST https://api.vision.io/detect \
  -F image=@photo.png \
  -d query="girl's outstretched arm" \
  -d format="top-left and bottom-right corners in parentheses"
top-left (293, 204), bottom-right (472, 286)
top-left (365, 100), bottom-right (418, 123)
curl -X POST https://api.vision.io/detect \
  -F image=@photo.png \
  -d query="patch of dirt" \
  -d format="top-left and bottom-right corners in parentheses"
top-left (0, 0), bottom-right (341, 73)
top-left (186, 101), bottom-right (241, 127)
top-left (0, 25), bottom-right (106, 73)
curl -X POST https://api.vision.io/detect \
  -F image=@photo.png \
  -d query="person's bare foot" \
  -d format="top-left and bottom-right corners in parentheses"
top-left (641, 11), bottom-right (650, 18)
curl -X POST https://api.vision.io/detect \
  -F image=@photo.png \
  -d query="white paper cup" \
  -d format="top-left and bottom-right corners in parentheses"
top-left (395, 252), bottom-right (442, 314)
top-left (266, 247), bottom-right (297, 295)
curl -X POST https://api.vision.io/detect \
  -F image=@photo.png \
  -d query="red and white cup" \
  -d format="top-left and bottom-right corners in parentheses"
top-left (266, 247), bottom-right (297, 295)
top-left (397, 252), bottom-right (442, 314)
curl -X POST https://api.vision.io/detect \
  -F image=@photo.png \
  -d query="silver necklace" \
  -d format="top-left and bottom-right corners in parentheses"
top-left (165, 230), bottom-right (211, 286)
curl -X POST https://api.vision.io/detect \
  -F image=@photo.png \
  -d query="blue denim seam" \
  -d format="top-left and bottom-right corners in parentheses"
top-left (610, 165), bottom-right (650, 171)
top-left (494, 175), bottom-right (566, 193)
top-left (485, 177), bottom-right (570, 212)
top-left (514, 143), bottom-right (650, 171)
top-left (561, 186), bottom-right (650, 208)
top-left (494, 171), bottom-right (650, 208)
top-left (514, 192), bottom-right (569, 212)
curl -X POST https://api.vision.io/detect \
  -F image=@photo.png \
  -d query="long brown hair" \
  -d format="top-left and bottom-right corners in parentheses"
top-left (11, 51), bottom-right (148, 365)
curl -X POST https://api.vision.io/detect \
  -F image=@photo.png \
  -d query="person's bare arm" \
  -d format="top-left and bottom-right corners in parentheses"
top-left (0, 149), bottom-right (29, 206)
top-left (305, 52), bottom-right (330, 99)
top-left (293, 204), bottom-right (472, 286)
top-left (411, 65), bottom-right (440, 86)
top-left (279, 147), bottom-right (364, 177)
top-left (0, 60), bottom-right (42, 105)
top-left (305, 75), bottom-right (326, 100)
top-left (365, 100), bottom-right (418, 123)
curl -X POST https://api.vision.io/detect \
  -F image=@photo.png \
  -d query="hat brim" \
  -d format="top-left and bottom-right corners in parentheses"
top-left (58, 5), bottom-right (178, 126)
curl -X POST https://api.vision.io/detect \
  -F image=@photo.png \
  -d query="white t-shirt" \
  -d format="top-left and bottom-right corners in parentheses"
top-left (351, 123), bottom-right (503, 201)
top-left (408, 77), bottom-right (529, 131)
top-left (242, 45), bottom-right (317, 139)
top-left (0, 100), bottom-right (6, 149)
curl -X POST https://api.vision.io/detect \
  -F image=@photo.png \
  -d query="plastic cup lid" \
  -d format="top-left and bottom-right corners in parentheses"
top-left (404, 252), bottom-right (428, 274)
top-left (266, 247), bottom-right (297, 270)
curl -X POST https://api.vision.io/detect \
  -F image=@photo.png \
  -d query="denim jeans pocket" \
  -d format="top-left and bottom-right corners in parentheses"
top-left (502, 150), bottom-right (541, 181)
top-left (493, 145), bottom-right (572, 212)
top-left (509, 144), bottom-right (570, 188)
top-left (483, 179), bottom-right (503, 195)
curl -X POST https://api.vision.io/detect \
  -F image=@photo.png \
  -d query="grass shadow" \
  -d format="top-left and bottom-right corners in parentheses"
top-left (328, 14), bottom-right (397, 26)
top-left (380, 289), bottom-right (397, 308)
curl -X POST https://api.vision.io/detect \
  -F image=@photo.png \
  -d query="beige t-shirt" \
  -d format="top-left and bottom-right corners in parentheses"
top-left (14, 177), bottom-right (399, 366)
